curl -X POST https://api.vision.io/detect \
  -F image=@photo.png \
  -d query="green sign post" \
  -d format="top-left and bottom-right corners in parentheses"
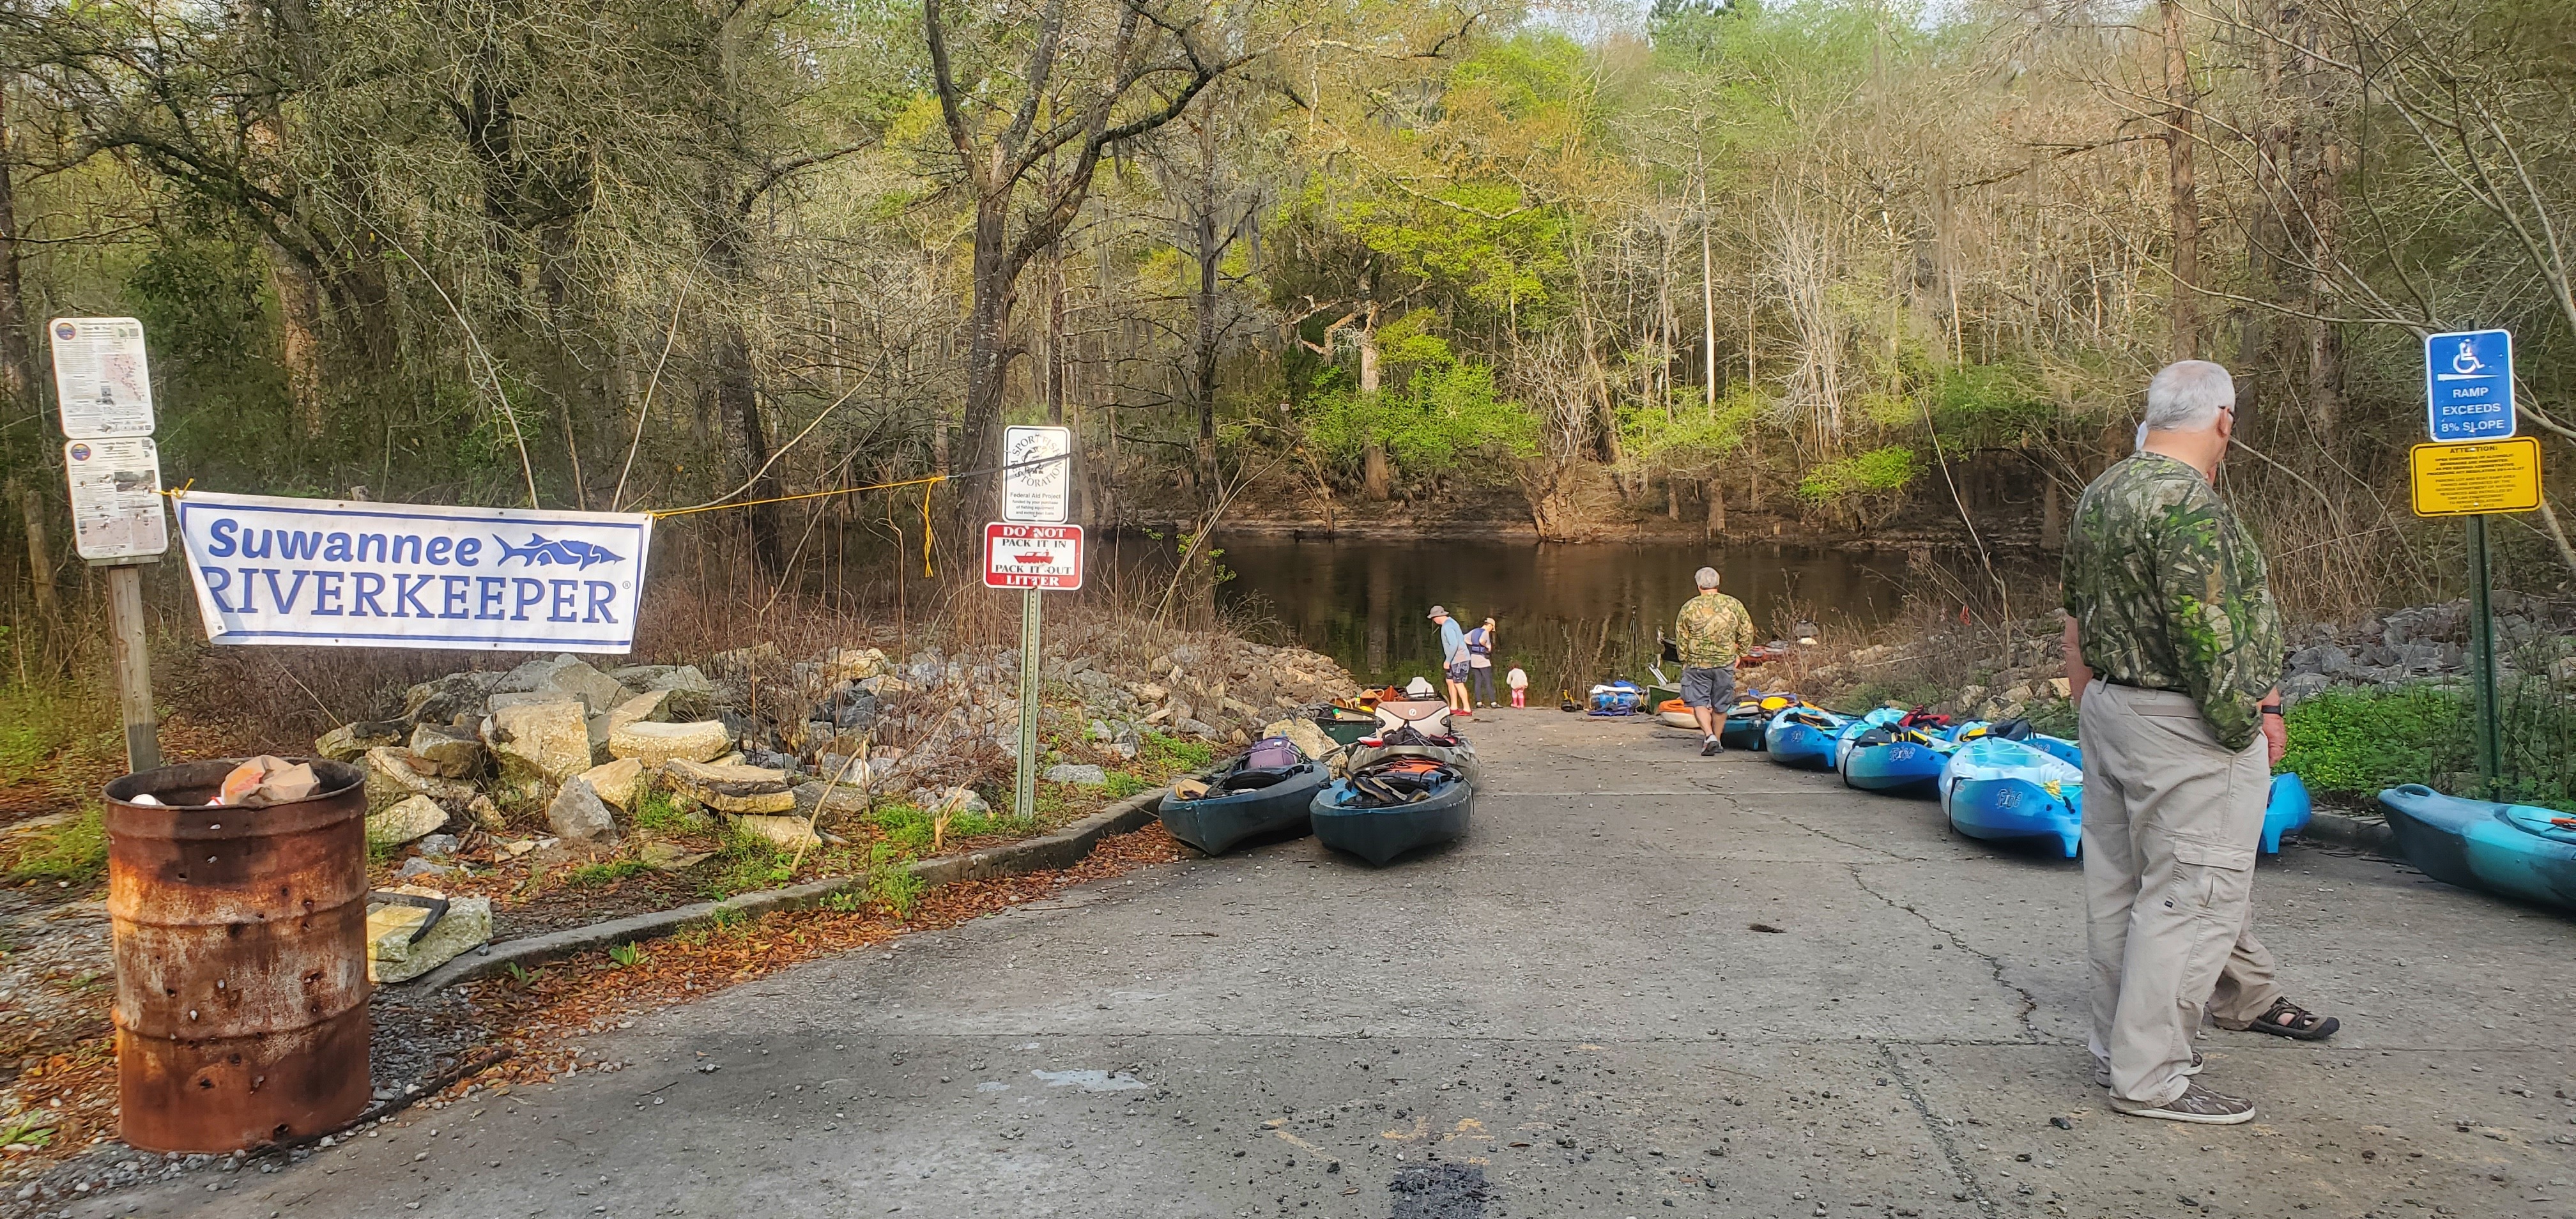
top-left (2418, 330), bottom-right (2538, 799)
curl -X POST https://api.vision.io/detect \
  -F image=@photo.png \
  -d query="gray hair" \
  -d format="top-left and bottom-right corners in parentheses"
top-left (1694, 566), bottom-right (1721, 589)
top-left (2142, 360), bottom-right (2235, 434)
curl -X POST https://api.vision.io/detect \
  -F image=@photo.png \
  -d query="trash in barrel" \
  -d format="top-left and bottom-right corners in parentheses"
top-left (103, 756), bottom-right (371, 1153)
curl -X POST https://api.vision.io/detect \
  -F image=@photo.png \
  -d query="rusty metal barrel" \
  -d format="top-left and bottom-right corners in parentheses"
top-left (102, 758), bottom-right (371, 1153)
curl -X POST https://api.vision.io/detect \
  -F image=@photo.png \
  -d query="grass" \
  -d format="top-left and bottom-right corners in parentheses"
top-left (631, 782), bottom-right (699, 834)
top-left (1137, 732), bottom-right (1215, 774)
top-left (4, 806), bottom-right (108, 886)
top-left (607, 941), bottom-right (647, 968)
top-left (0, 1114), bottom-right (56, 1151)
top-left (866, 839), bottom-right (927, 916)
top-left (0, 683), bottom-right (114, 788)
top-left (698, 825), bottom-right (795, 899)
top-left (1103, 771), bottom-right (1151, 800)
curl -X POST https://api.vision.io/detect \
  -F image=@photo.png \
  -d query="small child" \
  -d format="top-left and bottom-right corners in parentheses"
top-left (1506, 666), bottom-right (1529, 709)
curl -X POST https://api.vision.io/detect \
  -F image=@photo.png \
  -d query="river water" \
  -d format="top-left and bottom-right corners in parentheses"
top-left (1208, 535), bottom-right (1919, 687)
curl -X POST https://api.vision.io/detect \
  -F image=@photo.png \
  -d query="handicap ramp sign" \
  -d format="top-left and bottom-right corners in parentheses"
top-left (2425, 329), bottom-right (2515, 442)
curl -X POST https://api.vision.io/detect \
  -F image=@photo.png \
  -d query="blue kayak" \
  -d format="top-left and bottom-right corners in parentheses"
top-left (1939, 737), bottom-right (2316, 859)
top-left (1764, 708), bottom-right (1853, 769)
top-left (1830, 708), bottom-right (1909, 772)
top-left (2378, 785), bottom-right (2576, 911)
top-left (1839, 727), bottom-right (1956, 797)
top-left (1942, 737), bottom-right (2086, 856)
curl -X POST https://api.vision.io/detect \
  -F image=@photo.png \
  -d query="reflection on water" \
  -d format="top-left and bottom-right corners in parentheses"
top-left (1211, 535), bottom-right (1917, 686)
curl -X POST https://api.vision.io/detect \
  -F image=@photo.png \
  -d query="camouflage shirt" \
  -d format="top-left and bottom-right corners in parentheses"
top-left (1675, 592), bottom-right (1758, 669)
top-left (2061, 452), bottom-right (2283, 751)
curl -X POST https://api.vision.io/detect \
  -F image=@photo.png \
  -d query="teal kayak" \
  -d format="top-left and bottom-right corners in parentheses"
top-left (2378, 785), bottom-right (2576, 911)
top-left (1941, 737), bottom-right (2085, 857)
top-left (1939, 736), bottom-right (2315, 859)
top-left (1838, 726), bottom-right (1956, 797)
top-left (1311, 772), bottom-right (1472, 866)
top-left (1157, 758), bottom-right (1329, 855)
top-left (1764, 708), bottom-right (1853, 769)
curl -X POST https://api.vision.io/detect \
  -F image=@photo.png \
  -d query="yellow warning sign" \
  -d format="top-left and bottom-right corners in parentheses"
top-left (2411, 437), bottom-right (2542, 516)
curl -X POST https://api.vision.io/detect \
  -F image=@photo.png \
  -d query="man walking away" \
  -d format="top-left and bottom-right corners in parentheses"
top-left (1674, 567), bottom-right (1756, 756)
top-left (2062, 360), bottom-right (2291, 1126)
top-left (1430, 606), bottom-right (1472, 717)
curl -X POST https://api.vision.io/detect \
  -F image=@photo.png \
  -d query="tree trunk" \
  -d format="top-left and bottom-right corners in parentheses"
top-left (1705, 479), bottom-right (1725, 538)
top-left (1666, 477), bottom-right (1680, 519)
top-left (2041, 475), bottom-right (2065, 551)
top-left (264, 241), bottom-right (330, 439)
top-left (2162, 0), bottom-right (2201, 362)
top-left (13, 480), bottom-right (56, 625)
top-left (1358, 311), bottom-right (1390, 501)
top-left (954, 194), bottom-right (1018, 532)
top-left (1190, 165), bottom-right (1220, 508)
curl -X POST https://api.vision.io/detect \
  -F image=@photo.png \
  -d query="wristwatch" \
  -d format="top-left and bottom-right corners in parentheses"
top-left (2258, 703), bottom-right (2283, 718)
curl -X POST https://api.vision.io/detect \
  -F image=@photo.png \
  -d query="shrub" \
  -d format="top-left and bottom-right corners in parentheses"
top-left (2278, 685), bottom-right (2463, 796)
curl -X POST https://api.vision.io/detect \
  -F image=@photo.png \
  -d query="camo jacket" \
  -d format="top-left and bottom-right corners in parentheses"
top-left (1675, 592), bottom-right (1758, 669)
top-left (2061, 452), bottom-right (2284, 751)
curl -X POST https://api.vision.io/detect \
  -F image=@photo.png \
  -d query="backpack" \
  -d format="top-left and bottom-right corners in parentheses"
top-left (1242, 735), bottom-right (1304, 770)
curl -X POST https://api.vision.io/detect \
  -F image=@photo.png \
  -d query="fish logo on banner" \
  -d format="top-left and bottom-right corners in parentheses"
top-left (174, 492), bottom-right (655, 654)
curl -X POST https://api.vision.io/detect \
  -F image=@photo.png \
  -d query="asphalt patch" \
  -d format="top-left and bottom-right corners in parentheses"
top-left (1388, 1163), bottom-right (1492, 1218)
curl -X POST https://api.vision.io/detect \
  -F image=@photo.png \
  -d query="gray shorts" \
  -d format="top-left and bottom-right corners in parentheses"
top-left (1680, 666), bottom-right (1735, 709)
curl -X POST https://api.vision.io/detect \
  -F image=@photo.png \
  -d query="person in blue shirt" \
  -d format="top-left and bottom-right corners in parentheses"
top-left (1429, 605), bottom-right (1471, 717)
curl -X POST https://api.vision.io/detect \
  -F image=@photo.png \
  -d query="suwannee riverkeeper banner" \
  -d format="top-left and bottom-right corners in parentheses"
top-left (174, 491), bottom-right (654, 653)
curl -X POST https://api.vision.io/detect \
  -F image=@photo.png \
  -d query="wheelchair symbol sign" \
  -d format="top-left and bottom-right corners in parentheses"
top-left (2425, 329), bottom-right (2514, 443)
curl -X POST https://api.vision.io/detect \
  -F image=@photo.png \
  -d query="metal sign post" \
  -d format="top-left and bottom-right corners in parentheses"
top-left (2419, 329), bottom-right (2529, 799)
top-left (50, 318), bottom-right (166, 774)
top-left (991, 429), bottom-right (1078, 822)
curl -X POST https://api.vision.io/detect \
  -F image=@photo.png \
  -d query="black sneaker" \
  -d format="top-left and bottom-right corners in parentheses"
top-left (1701, 737), bottom-right (1724, 756)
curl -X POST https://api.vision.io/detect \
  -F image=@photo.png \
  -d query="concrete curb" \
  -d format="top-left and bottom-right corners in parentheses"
top-left (397, 785), bottom-right (1171, 993)
top-left (2288, 809), bottom-right (2397, 857)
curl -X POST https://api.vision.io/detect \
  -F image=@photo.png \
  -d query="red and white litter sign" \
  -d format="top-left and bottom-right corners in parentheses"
top-left (983, 523), bottom-right (1084, 590)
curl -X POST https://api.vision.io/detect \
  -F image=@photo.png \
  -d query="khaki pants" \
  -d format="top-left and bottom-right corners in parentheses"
top-left (2080, 682), bottom-right (2267, 1105)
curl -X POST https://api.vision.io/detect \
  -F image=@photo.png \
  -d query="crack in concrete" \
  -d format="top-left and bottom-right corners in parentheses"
top-left (1877, 1041), bottom-right (1999, 1219)
top-left (1714, 793), bottom-right (1925, 862)
top-left (1841, 863), bottom-right (2050, 1043)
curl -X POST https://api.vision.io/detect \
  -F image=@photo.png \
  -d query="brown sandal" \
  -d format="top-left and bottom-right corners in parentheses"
top-left (2220, 997), bottom-right (2340, 1041)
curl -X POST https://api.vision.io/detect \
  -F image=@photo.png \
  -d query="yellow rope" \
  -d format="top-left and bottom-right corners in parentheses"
top-left (645, 472), bottom-right (947, 519)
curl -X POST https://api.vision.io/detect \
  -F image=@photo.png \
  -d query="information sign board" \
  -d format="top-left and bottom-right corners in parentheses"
top-left (48, 317), bottom-right (156, 439)
top-left (1001, 425), bottom-right (1071, 523)
top-left (2410, 438), bottom-right (2542, 517)
top-left (65, 438), bottom-right (169, 560)
top-left (983, 523), bottom-right (1084, 590)
top-left (2424, 329), bottom-right (2515, 443)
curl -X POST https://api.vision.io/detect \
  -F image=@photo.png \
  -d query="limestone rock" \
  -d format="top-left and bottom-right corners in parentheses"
top-left (1176, 717), bottom-right (1218, 739)
top-left (608, 664), bottom-right (678, 686)
top-left (604, 690), bottom-right (672, 736)
top-left (486, 700), bottom-right (595, 795)
top-left (317, 719), bottom-right (407, 763)
top-left (1261, 717), bottom-right (1340, 765)
top-left (407, 722), bottom-right (486, 779)
top-left (820, 647), bottom-right (888, 684)
top-left (640, 841), bottom-right (714, 871)
top-left (487, 690), bottom-right (583, 712)
top-left (710, 642), bottom-right (783, 677)
top-left (1043, 763), bottom-right (1108, 787)
top-left (415, 833), bottom-right (459, 858)
top-left (791, 779), bottom-right (872, 824)
top-left (547, 776), bottom-right (620, 843)
top-left (362, 747), bottom-right (475, 814)
top-left (662, 758), bottom-right (796, 815)
top-left (914, 786), bottom-right (990, 817)
top-left (467, 794), bottom-right (505, 832)
top-left (403, 673), bottom-right (497, 726)
top-left (493, 654), bottom-right (627, 712)
top-left (367, 889), bottom-right (494, 985)
top-left (609, 719), bottom-right (732, 767)
top-left (578, 757), bottom-right (648, 811)
top-left (365, 795), bottom-right (450, 847)
top-left (730, 814), bottom-right (822, 852)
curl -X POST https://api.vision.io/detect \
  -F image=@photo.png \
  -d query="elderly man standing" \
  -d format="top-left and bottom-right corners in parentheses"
top-left (1675, 566), bottom-right (1757, 756)
top-left (2062, 360), bottom-right (2299, 1124)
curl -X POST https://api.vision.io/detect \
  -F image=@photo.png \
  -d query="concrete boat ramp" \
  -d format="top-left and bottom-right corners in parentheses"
top-left (111, 710), bottom-right (2576, 1219)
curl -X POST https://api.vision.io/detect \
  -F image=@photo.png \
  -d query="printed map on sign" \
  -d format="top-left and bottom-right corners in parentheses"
top-left (173, 491), bottom-right (655, 652)
top-left (49, 318), bottom-right (155, 439)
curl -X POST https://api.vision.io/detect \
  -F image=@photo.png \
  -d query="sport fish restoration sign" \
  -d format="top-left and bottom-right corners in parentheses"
top-left (174, 492), bottom-right (654, 652)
